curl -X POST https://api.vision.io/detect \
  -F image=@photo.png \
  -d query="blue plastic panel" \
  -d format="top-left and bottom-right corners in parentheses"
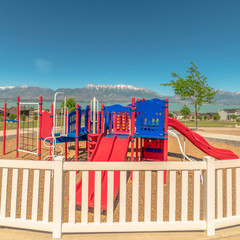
top-left (104, 104), bottom-right (131, 116)
top-left (68, 107), bottom-right (82, 135)
top-left (104, 104), bottom-right (131, 130)
top-left (135, 98), bottom-right (167, 139)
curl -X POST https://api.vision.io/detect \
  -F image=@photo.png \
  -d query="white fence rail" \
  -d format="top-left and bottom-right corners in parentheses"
top-left (0, 156), bottom-right (240, 238)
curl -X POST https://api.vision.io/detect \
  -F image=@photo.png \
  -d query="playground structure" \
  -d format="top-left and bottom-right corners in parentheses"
top-left (0, 95), bottom-right (240, 238)
top-left (2, 93), bottom-right (90, 161)
top-left (3, 95), bottom-right (238, 163)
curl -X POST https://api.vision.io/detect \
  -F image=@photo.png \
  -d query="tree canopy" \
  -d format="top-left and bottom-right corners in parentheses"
top-left (161, 62), bottom-right (217, 129)
top-left (180, 105), bottom-right (191, 119)
top-left (60, 98), bottom-right (76, 113)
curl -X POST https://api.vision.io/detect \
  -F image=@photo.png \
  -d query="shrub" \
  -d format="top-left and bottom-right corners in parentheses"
top-left (9, 113), bottom-right (17, 120)
top-left (21, 114), bottom-right (26, 121)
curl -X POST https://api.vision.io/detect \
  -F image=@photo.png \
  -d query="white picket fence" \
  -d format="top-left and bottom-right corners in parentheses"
top-left (0, 156), bottom-right (240, 238)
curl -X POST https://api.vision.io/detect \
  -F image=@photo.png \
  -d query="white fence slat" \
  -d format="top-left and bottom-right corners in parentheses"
top-left (21, 169), bottom-right (29, 220)
top-left (157, 171), bottom-right (164, 222)
top-left (81, 171), bottom-right (89, 224)
top-left (68, 171), bottom-right (76, 224)
top-left (10, 169), bottom-right (19, 219)
top-left (43, 170), bottom-right (51, 223)
top-left (203, 156), bottom-right (215, 236)
top-left (217, 169), bottom-right (223, 219)
top-left (1, 168), bottom-right (8, 218)
top-left (132, 171), bottom-right (139, 222)
top-left (119, 171), bottom-right (127, 223)
top-left (107, 171), bottom-right (114, 223)
top-left (181, 171), bottom-right (188, 221)
top-left (226, 168), bottom-right (232, 218)
top-left (169, 171), bottom-right (176, 222)
top-left (144, 171), bottom-right (151, 223)
top-left (94, 171), bottom-right (101, 224)
top-left (32, 169), bottom-right (40, 221)
top-left (236, 168), bottom-right (240, 216)
top-left (193, 170), bottom-right (200, 221)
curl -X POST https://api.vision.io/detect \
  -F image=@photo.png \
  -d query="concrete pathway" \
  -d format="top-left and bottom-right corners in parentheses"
top-left (196, 131), bottom-right (240, 146)
top-left (2, 225), bottom-right (240, 240)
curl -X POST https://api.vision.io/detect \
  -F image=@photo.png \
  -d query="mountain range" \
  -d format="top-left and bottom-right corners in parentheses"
top-left (0, 84), bottom-right (239, 105)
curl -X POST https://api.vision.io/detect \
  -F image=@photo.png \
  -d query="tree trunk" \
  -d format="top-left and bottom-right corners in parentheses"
top-left (195, 103), bottom-right (198, 130)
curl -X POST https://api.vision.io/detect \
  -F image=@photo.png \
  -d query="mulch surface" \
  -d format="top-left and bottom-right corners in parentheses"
top-left (0, 130), bottom-right (239, 223)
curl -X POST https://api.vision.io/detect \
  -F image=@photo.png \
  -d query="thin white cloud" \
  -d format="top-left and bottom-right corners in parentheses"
top-left (35, 59), bottom-right (52, 73)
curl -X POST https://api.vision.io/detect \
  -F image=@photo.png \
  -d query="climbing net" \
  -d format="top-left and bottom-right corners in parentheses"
top-left (18, 102), bottom-right (39, 155)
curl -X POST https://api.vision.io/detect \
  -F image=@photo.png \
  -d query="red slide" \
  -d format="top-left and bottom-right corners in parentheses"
top-left (76, 134), bottom-right (130, 210)
top-left (168, 117), bottom-right (238, 160)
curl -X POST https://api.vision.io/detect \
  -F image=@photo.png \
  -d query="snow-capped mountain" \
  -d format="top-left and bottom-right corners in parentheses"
top-left (0, 84), bottom-right (162, 102)
top-left (0, 84), bottom-right (239, 105)
top-left (56, 84), bottom-right (163, 102)
top-left (0, 86), bottom-right (15, 90)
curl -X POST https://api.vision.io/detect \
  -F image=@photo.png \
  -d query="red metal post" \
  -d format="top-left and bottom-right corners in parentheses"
top-left (87, 105), bottom-right (91, 133)
top-left (136, 137), bottom-right (139, 161)
top-left (75, 104), bottom-right (79, 162)
top-left (65, 109), bottom-right (68, 161)
top-left (38, 96), bottom-right (42, 160)
top-left (16, 96), bottom-right (20, 158)
top-left (50, 104), bottom-right (53, 161)
top-left (101, 104), bottom-right (105, 134)
top-left (131, 98), bottom-right (135, 162)
top-left (140, 138), bottom-right (143, 161)
top-left (3, 102), bottom-right (7, 155)
top-left (163, 98), bottom-right (169, 183)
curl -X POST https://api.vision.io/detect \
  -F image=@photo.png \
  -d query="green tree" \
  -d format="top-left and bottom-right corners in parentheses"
top-left (168, 112), bottom-right (174, 118)
top-left (231, 114), bottom-right (237, 121)
top-left (236, 118), bottom-right (240, 126)
top-left (197, 115), bottom-right (202, 120)
top-left (204, 115), bottom-right (208, 120)
top-left (213, 113), bottom-right (220, 121)
top-left (180, 105), bottom-right (191, 119)
top-left (21, 114), bottom-right (26, 121)
top-left (9, 113), bottom-right (17, 120)
top-left (60, 98), bottom-right (76, 113)
top-left (161, 62), bottom-right (217, 129)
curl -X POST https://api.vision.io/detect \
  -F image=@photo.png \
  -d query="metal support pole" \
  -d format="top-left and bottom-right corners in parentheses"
top-left (75, 104), bottom-right (79, 162)
top-left (16, 96), bottom-right (20, 158)
top-left (3, 102), bottom-right (7, 155)
top-left (131, 98), bottom-right (135, 162)
top-left (163, 98), bottom-right (169, 183)
top-left (38, 96), bottom-right (42, 160)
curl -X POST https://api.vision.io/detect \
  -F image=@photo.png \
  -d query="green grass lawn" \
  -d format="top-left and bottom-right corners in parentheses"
top-left (180, 120), bottom-right (237, 128)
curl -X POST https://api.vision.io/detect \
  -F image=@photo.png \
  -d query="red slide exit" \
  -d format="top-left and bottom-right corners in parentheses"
top-left (168, 117), bottom-right (238, 160)
top-left (76, 134), bottom-right (130, 210)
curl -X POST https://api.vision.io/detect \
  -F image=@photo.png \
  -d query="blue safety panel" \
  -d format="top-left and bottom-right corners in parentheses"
top-left (68, 107), bottom-right (83, 135)
top-left (55, 131), bottom-right (88, 143)
top-left (144, 148), bottom-right (163, 153)
top-left (104, 104), bottom-right (131, 129)
top-left (135, 98), bottom-right (167, 139)
top-left (104, 104), bottom-right (131, 117)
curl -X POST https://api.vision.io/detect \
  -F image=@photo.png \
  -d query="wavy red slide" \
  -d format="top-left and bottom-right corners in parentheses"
top-left (76, 134), bottom-right (130, 210)
top-left (168, 117), bottom-right (238, 160)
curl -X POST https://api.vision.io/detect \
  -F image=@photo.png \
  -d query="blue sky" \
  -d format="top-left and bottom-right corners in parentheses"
top-left (0, 0), bottom-right (240, 96)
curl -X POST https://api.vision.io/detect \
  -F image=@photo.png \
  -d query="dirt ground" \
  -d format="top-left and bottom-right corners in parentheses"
top-left (0, 129), bottom-right (239, 224)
